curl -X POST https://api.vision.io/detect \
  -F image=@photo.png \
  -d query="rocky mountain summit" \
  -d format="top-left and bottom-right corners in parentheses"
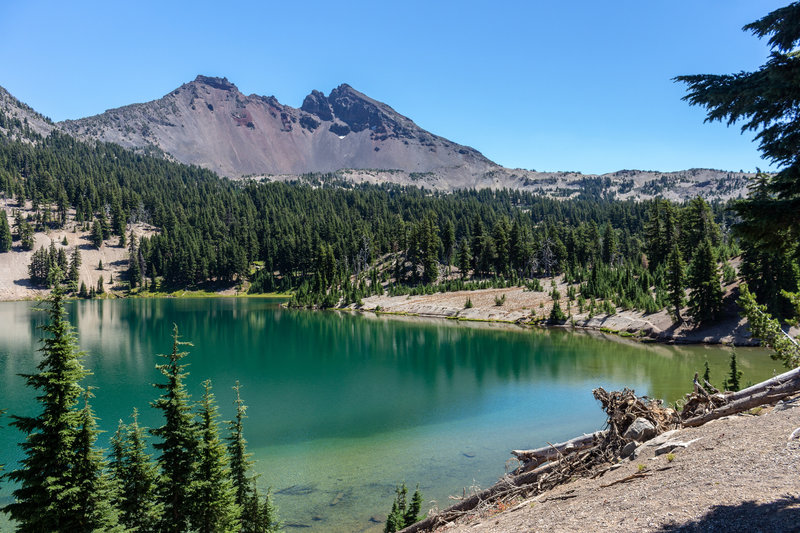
top-left (0, 77), bottom-right (755, 200)
top-left (59, 75), bottom-right (495, 181)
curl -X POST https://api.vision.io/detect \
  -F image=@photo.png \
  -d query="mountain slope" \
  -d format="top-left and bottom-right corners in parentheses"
top-left (0, 85), bottom-right (56, 140)
top-left (60, 76), bottom-right (496, 180)
top-left (0, 78), bottom-right (754, 201)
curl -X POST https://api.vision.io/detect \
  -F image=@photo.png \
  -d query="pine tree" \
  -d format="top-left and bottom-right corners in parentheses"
top-left (151, 325), bottom-right (200, 533)
top-left (129, 231), bottom-right (142, 289)
top-left (677, 3), bottom-right (800, 247)
top-left (492, 218), bottom-right (510, 276)
top-left (68, 246), bottom-right (82, 291)
top-left (723, 352), bottom-right (743, 392)
top-left (225, 381), bottom-right (280, 532)
top-left (687, 238), bottom-right (723, 323)
top-left (441, 219), bottom-right (455, 266)
top-left (384, 483), bottom-right (407, 533)
top-left (109, 409), bottom-right (162, 532)
top-left (602, 224), bottom-right (618, 265)
top-left (0, 210), bottom-right (11, 252)
top-left (3, 284), bottom-right (90, 531)
top-left (403, 485), bottom-right (424, 527)
top-left (191, 380), bottom-right (240, 533)
top-left (256, 488), bottom-right (280, 533)
top-left (666, 244), bottom-right (687, 323)
top-left (91, 218), bottom-right (104, 249)
top-left (227, 381), bottom-right (254, 519)
top-left (456, 238), bottom-right (472, 279)
top-left (72, 389), bottom-right (123, 531)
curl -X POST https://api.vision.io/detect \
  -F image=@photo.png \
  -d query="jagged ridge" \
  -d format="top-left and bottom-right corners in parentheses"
top-left (59, 76), bottom-right (495, 179)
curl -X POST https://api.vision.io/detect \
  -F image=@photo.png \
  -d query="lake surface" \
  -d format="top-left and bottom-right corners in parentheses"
top-left (0, 298), bottom-right (780, 531)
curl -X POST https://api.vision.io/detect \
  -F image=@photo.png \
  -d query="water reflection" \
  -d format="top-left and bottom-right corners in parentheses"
top-left (0, 298), bottom-right (779, 532)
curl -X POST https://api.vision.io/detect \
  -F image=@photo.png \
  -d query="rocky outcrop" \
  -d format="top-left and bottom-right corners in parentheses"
top-left (59, 75), bottom-right (497, 180)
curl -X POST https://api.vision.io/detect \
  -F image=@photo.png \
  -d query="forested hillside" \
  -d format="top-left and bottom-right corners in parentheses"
top-left (1, 102), bottom-right (798, 323)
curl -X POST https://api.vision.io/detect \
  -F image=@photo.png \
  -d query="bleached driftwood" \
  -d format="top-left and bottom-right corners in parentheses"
top-left (511, 431), bottom-right (605, 467)
top-left (683, 366), bottom-right (800, 427)
top-left (397, 460), bottom-right (562, 533)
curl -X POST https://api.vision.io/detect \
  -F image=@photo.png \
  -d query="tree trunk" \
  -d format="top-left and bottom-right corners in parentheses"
top-left (683, 367), bottom-right (800, 427)
top-left (510, 431), bottom-right (605, 469)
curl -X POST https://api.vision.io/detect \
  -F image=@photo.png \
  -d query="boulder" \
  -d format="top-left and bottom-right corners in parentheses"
top-left (655, 437), bottom-right (703, 456)
top-left (623, 417), bottom-right (657, 441)
top-left (620, 441), bottom-right (638, 459)
top-left (644, 429), bottom-right (680, 447)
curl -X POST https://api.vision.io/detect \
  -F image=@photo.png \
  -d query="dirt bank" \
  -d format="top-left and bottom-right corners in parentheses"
top-left (356, 283), bottom-right (797, 345)
top-left (437, 396), bottom-right (800, 533)
top-left (0, 202), bottom-right (155, 300)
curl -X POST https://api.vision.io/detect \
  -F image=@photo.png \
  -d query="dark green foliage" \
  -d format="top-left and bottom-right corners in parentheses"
top-left (68, 246), bottom-right (81, 290)
top-left (456, 238), bottom-right (472, 278)
top-left (225, 385), bottom-right (281, 533)
top-left (91, 219), bottom-right (104, 249)
top-left (677, 3), bottom-right (800, 247)
top-left (738, 283), bottom-right (800, 368)
top-left (15, 215), bottom-right (34, 251)
top-left (679, 197), bottom-right (721, 254)
top-left (191, 380), bottom-right (240, 533)
top-left (384, 483), bottom-right (423, 532)
top-left (128, 231), bottom-right (146, 290)
top-left (151, 325), bottom-right (199, 533)
top-left (688, 239), bottom-right (723, 323)
top-left (72, 390), bottom-right (122, 531)
top-left (602, 223), bottom-right (618, 265)
top-left (666, 245), bottom-right (686, 322)
top-left (442, 219), bottom-right (455, 266)
top-left (405, 485), bottom-right (424, 527)
top-left (549, 299), bottom-right (566, 322)
top-left (703, 359), bottom-right (712, 388)
top-left (109, 409), bottom-right (162, 532)
top-left (78, 280), bottom-right (89, 298)
top-left (250, 486), bottom-right (280, 533)
top-left (739, 237), bottom-right (799, 317)
top-left (227, 382), bottom-right (255, 526)
top-left (723, 352), bottom-right (743, 392)
top-left (3, 285), bottom-right (92, 531)
top-left (384, 483), bottom-right (407, 533)
top-left (0, 209), bottom-right (11, 252)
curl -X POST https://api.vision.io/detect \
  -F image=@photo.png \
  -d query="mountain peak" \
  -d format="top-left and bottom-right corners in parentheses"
top-left (58, 76), bottom-right (496, 179)
top-left (192, 75), bottom-right (238, 92)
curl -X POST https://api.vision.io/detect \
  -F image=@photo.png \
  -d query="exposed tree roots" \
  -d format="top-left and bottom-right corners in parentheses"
top-left (399, 373), bottom-right (800, 533)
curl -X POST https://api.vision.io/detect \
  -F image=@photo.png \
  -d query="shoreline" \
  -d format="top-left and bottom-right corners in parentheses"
top-left (3, 279), bottom-right (794, 347)
top-left (341, 286), bottom-right (796, 347)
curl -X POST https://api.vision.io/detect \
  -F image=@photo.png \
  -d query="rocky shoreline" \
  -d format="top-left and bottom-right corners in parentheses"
top-left (439, 395), bottom-right (800, 533)
top-left (352, 286), bottom-right (792, 346)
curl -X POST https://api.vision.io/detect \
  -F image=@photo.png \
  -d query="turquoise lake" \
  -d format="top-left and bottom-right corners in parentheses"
top-left (0, 298), bottom-right (780, 532)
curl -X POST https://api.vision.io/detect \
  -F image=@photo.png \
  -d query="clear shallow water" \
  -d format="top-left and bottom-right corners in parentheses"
top-left (0, 298), bottom-right (780, 532)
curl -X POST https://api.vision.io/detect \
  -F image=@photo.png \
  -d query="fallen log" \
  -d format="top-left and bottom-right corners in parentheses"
top-left (511, 431), bottom-right (605, 466)
top-left (728, 366), bottom-right (800, 401)
top-left (397, 460), bottom-right (565, 533)
top-left (683, 370), bottom-right (800, 427)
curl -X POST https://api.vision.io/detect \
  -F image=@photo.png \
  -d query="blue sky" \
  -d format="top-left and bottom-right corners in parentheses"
top-left (0, 1), bottom-right (787, 174)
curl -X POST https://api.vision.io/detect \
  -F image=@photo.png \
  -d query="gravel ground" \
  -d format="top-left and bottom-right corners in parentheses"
top-left (440, 398), bottom-right (800, 533)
